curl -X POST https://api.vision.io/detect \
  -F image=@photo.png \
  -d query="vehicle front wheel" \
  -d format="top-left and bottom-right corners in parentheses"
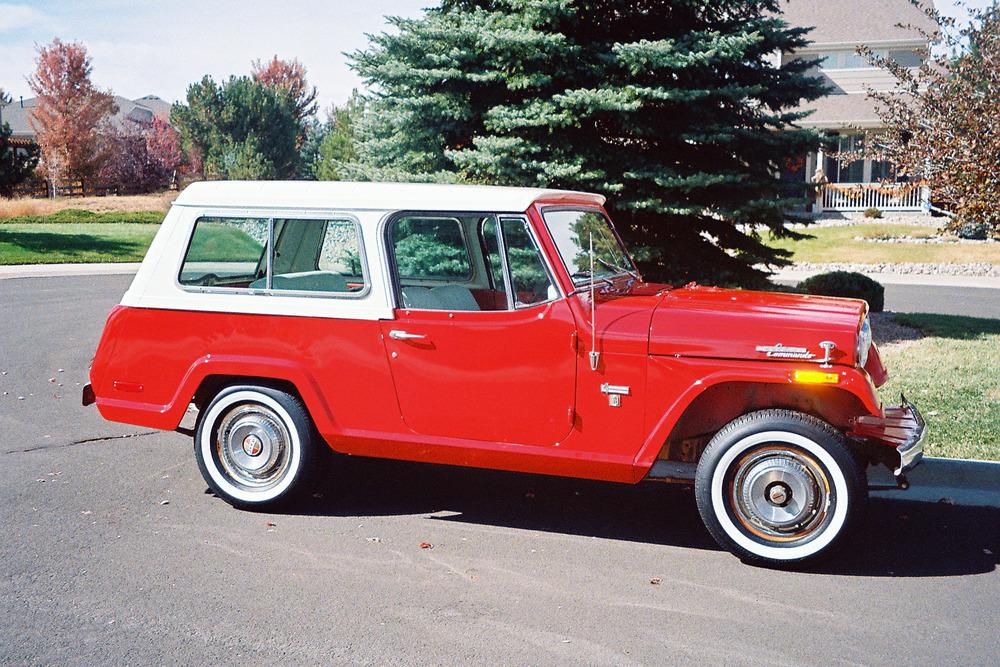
top-left (694, 409), bottom-right (866, 566)
top-left (194, 384), bottom-right (326, 509)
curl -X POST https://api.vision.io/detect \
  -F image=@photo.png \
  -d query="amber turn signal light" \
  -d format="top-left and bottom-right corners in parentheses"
top-left (792, 369), bottom-right (840, 385)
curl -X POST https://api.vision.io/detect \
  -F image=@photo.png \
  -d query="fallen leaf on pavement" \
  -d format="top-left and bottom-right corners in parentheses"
top-left (366, 537), bottom-right (381, 543)
top-left (266, 521), bottom-right (277, 527)
top-left (159, 500), bottom-right (170, 506)
top-left (419, 542), bottom-right (433, 549)
top-left (650, 577), bottom-right (662, 585)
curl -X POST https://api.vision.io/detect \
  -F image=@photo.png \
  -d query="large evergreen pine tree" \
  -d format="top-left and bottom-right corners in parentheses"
top-left (347, 0), bottom-right (826, 285)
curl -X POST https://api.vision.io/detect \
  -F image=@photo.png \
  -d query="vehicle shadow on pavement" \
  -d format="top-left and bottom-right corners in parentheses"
top-left (281, 456), bottom-right (1000, 577)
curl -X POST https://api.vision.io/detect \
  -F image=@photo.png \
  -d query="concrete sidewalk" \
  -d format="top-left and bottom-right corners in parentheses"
top-left (0, 262), bottom-right (141, 280)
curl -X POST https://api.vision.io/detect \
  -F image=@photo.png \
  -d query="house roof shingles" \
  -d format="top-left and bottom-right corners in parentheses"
top-left (0, 95), bottom-right (172, 139)
top-left (780, 0), bottom-right (939, 45)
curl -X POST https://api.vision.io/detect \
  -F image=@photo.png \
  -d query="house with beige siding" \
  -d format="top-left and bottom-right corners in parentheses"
top-left (780, 0), bottom-right (938, 214)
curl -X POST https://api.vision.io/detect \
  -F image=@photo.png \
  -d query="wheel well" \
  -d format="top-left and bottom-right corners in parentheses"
top-left (659, 382), bottom-right (870, 464)
top-left (192, 375), bottom-right (303, 410)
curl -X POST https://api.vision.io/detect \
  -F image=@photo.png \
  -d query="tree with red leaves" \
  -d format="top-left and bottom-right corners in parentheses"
top-left (146, 116), bottom-right (183, 177)
top-left (251, 56), bottom-right (318, 125)
top-left (99, 116), bottom-right (184, 193)
top-left (27, 38), bottom-right (116, 187)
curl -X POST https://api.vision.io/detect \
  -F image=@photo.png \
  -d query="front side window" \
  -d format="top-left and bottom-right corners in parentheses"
top-left (500, 217), bottom-right (556, 307)
top-left (542, 209), bottom-right (636, 287)
top-left (391, 216), bottom-right (472, 280)
top-left (390, 213), bottom-right (556, 312)
top-left (179, 216), bottom-right (366, 295)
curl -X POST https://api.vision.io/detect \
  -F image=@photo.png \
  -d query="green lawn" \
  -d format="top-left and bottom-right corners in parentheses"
top-left (767, 223), bottom-right (1000, 265)
top-left (0, 209), bottom-right (276, 265)
top-left (0, 223), bottom-right (161, 264)
top-left (0, 209), bottom-right (166, 265)
top-left (878, 313), bottom-right (1000, 461)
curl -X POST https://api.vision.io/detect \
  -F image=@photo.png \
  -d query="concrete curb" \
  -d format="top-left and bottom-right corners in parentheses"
top-left (870, 457), bottom-right (1000, 509)
top-left (773, 268), bottom-right (1000, 289)
top-left (0, 263), bottom-right (141, 280)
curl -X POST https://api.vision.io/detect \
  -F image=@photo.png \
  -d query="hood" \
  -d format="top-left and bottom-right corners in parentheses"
top-left (649, 284), bottom-right (867, 366)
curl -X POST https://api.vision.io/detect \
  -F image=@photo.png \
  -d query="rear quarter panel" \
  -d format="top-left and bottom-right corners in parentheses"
top-left (90, 307), bottom-right (400, 442)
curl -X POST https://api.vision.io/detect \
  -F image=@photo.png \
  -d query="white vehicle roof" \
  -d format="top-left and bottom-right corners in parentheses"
top-left (174, 180), bottom-right (606, 213)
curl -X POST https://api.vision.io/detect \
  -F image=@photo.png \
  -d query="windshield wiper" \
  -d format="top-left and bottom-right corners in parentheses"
top-left (595, 257), bottom-right (640, 281)
top-left (571, 270), bottom-right (613, 287)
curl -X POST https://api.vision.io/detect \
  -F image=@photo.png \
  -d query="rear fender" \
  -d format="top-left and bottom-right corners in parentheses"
top-left (94, 354), bottom-right (336, 434)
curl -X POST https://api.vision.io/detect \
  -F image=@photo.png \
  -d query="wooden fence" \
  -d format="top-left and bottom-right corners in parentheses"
top-left (11, 173), bottom-right (179, 199)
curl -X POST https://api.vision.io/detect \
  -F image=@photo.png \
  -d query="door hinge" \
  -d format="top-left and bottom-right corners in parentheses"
top-left (570, 331), bottom-right (578, 351)
top-left (567, 406), bottom-right (576, 427)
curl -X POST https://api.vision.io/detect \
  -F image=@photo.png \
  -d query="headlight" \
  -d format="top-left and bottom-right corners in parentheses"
top-left (857, 316), bottom-right (872, 367)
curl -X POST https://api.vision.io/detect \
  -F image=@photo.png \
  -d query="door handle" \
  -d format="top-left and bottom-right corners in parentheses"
top-left (389, 330), bottom-right (427, 341)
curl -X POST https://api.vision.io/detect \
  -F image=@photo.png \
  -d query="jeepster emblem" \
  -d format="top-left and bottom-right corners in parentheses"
top-left (755, 343), bottom-right (815, 359)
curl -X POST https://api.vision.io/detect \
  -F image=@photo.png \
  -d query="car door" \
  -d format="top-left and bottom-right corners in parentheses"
top-left (380, 213), bottom-right (578, 446)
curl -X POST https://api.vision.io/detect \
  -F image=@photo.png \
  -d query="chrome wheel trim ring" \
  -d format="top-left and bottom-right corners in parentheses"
top-left (731, 448), bottom-right (829, 541)
top-left (710, 431), bottom-right (849, 561)
top-left (199, 391), bottom-right (303, 504)
top-left (215, 404), bottom-right (291, 489)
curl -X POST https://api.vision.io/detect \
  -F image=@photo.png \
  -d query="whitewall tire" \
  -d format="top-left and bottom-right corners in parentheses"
top-left (695, 410), bottom-right (866, 566)
top-left (194, 385), bottom-right (325, 509)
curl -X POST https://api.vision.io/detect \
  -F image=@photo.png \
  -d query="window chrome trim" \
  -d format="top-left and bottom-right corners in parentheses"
top-left (174, 211), bottom-right (372, 300)
top-left (498, 214), bottom-right (562, 309)
top-left (493, 216), bottom-right (516, 311)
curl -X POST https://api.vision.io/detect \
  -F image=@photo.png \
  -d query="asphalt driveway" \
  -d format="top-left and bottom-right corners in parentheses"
top-left (2, 275), bottom-right (999, 665)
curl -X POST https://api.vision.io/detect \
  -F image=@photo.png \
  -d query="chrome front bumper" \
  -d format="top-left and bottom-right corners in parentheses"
top-left (893, 395), bottom-right (926, 476)
top-left (850, 393), bottom-right (927, 477)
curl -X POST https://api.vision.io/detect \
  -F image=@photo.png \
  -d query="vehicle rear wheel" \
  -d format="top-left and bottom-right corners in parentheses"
top-left (194, 385), bottom-right (326, 509)
top-left (694, 409), bottom-right (866, 566)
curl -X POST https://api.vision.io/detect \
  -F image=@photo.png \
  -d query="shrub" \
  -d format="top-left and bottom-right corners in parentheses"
top-left (798, 271), bottom-right (885, 312)
top-left (863, 207), bottom-right (883, 219)
top-left (953, 219), bottom-right (990, 240)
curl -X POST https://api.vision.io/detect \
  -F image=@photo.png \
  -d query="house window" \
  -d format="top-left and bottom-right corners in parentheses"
top-left (810, 49), bottom-right (880, 70)
top-left (825, 135), bottom-right (865, 183)
top-left (889, 49), bottom-right (924, 68)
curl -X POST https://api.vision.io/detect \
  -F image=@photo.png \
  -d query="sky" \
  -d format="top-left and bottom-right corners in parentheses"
top-left (0, 0), bottom-right (993, 114)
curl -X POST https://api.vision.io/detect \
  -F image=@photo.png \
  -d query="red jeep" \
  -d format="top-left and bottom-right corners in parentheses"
top-left (85, 181), bottom-right (925, 565)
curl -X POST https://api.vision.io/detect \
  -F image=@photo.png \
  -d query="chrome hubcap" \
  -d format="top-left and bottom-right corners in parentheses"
top-left (214, 403), bottom-right (291, 489)
top-left (731, 448), bottom-right (831, 542)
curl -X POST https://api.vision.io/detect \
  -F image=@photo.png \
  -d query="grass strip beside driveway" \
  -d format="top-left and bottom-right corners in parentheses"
top-left (766, 223), bottom-right (1000, 265)
top-left (0, 209), bottom-right (164, 264)
top-left (0, 222), bottom-right (161, 264)
top-left (878, 313), bottom-right (1000, 461)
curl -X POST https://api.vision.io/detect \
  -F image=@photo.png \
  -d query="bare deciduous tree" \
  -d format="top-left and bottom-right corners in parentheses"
top-left (862, 2), bottom-right (999, 234)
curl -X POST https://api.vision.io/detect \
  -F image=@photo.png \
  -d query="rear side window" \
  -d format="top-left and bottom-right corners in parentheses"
top-left (179, 218), bottom-right (268, 287)
top-left (179, 216), bottom-right (367, 295)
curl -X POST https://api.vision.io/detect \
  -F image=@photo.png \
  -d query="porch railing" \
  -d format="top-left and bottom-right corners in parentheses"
top-left (817, 181), bottom-right (928, 212)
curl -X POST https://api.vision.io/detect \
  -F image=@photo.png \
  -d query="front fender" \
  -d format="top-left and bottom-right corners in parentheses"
top-left (631, 356), bottom-right (882, 481)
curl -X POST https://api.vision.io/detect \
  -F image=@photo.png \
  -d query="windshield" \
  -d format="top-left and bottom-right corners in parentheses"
top-left (542, 209), bottom-right (637, 286)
